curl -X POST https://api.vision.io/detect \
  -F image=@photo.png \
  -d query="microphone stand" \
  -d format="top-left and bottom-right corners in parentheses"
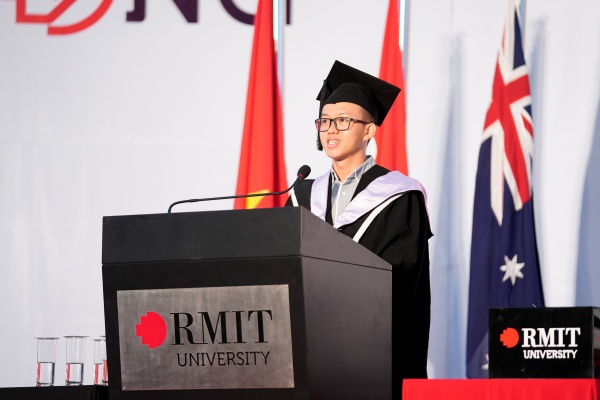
top-left (167, 169), bottom-right (309, 213)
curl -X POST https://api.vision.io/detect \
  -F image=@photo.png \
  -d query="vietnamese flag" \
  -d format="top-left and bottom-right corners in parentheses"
top-left (234, 0), bottom-right (287, 209)
top-left (377, 0), bottom-right (409, 175)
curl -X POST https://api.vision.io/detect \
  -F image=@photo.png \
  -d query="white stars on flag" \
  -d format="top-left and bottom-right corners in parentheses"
top-left (481, 353), bottom-right (489, 371)
top-left (500, 254), bottom-right (525, 285)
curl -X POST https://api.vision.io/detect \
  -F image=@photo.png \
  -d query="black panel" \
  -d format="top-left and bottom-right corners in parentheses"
top-left (102, 208), bottom-right (301, 264)
top-left (103, 257), bottom-right (310, 400)
top-left (489, 307), bottom-right (599, 378)
top-left (102, 207), bottom-right (390, 271)
top-left (302, 257), bottom-right (392, 400)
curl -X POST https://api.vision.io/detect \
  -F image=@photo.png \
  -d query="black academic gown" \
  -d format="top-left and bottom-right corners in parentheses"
top-left (285, 164), bottom-right (432, 398)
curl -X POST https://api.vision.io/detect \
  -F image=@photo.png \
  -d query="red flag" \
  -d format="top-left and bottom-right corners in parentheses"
top-left (377, 0), bottom-right (409, 175)
top-left (234, 0), bottom-right (287, 209)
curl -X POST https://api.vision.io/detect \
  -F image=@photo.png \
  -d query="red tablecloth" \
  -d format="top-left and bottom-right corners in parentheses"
top-left (403, 379), bottom-right (600, 400)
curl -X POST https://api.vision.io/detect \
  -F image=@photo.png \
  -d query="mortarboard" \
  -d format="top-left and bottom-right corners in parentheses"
top-left (316, 60), bottom-right (401, 126)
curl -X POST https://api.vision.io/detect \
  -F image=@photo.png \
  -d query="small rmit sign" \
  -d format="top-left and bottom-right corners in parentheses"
top-left (489, 307), bottom-right (600, 378)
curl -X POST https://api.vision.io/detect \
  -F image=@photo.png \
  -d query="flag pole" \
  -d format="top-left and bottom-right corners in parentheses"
top-left (519, 0), bottom-right (526, 44)
top-left (275, 0), bottom-right (284, 96)
top-left (399, 0), bottom-right (409, 83)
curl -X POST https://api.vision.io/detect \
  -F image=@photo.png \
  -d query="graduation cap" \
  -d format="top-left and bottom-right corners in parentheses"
top-left (316, 60), bottom-right (401, 127)
top-left (314, 61), bottom-right (401, 150)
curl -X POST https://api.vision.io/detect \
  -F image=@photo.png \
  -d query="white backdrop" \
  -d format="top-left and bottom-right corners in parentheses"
top-left (1, 0), bottom-right (599, 387)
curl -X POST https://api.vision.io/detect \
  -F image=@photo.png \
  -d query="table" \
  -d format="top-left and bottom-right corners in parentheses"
top-left (0, 385), bottom-right (109, 400)
top-left (403, 379), bottom-right (600, 400)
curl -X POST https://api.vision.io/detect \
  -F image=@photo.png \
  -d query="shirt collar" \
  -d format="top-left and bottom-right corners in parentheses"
top-left (331, 156), bottom-right (375, 184)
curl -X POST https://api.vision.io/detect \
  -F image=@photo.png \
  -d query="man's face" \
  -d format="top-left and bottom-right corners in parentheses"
top-left (319, 102), bottom-right (374, 163)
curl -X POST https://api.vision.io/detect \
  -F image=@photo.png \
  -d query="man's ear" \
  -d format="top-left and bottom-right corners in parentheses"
top-left (364, 123), bottom-right (377, 142)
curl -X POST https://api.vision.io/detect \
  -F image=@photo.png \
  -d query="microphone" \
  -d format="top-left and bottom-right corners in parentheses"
top-left (168, 165), bottom-right (311, 213)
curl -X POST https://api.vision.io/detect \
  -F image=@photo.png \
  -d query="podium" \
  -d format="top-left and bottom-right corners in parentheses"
top-left (102, 207), bottom-right (392, 400)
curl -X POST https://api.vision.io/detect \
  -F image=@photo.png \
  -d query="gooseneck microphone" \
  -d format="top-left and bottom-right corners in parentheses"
top-left (168, 165), bottom-right (311, 213)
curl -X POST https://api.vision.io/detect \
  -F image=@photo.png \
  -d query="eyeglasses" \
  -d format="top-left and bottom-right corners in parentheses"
top-left (314, 117), bottom-right (371, 132)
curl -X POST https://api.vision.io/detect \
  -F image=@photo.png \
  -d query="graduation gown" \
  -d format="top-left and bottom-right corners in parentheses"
top-left (286, 164), bottom-right (432, 396)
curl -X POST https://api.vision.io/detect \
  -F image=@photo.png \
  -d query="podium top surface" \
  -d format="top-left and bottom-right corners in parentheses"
top-left (102, 207), bottom-right (390, 270)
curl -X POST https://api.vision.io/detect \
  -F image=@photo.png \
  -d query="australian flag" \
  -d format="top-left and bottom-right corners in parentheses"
top-left (466, 0), bottom-right (545, 378)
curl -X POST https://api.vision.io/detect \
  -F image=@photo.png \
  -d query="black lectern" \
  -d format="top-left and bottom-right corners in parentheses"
top-left (102, 207), bottom-right (392, 400)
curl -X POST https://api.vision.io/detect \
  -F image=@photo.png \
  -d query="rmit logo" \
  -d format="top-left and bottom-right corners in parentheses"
top-left (500, 326), bottom-right (582, 349)
top-left (171, 310), bottom-right (273, 345)
top-left (10, 0), bottom-right (293, 36)
top-left (500, 327), bottom-right (519, 348)
top-left (136, 312), bottom-right (168, 349)
top-left (521, 328), bottom-right (581, 348)
top-left (135, 310), bottom-right (274, 348)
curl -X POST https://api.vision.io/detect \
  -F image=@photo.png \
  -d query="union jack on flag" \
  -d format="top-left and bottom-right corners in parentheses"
top-left (466, 0), bottom-right (545, 378)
